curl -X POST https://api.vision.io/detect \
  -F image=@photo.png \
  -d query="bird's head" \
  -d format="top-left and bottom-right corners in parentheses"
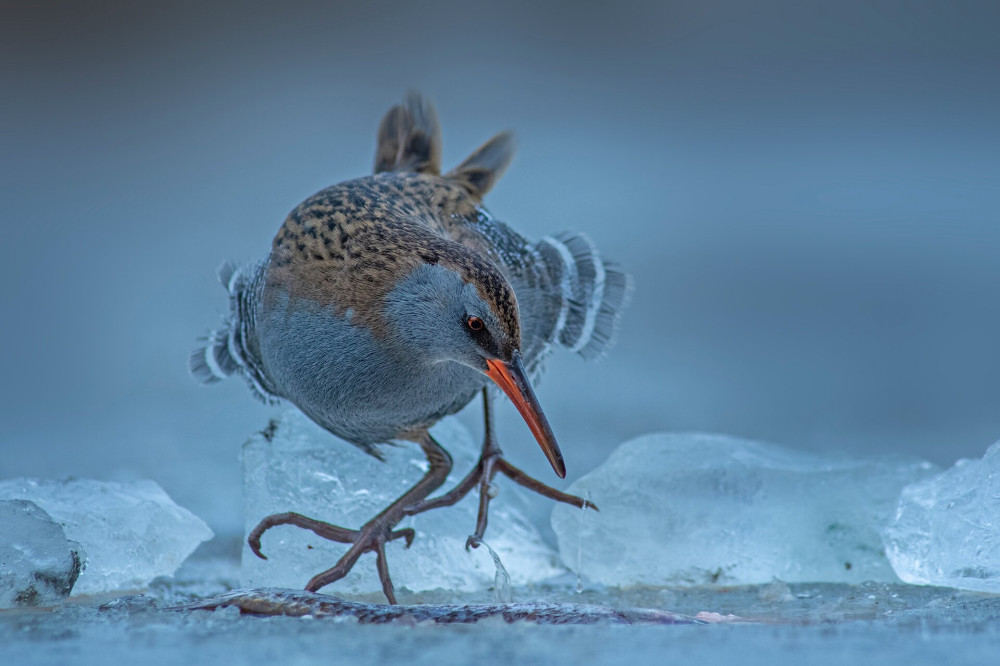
top-left (384, 255), bottom-right (566, 478)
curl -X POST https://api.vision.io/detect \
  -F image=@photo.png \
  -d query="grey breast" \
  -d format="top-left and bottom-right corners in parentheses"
top-left (256, 287), bottom-right (484, 449)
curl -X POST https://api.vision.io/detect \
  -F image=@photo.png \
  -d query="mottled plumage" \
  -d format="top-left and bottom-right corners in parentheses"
top-left (193, 106), bottom-right (629, 452)
top-left (190, 94), bottom-right (630, 603)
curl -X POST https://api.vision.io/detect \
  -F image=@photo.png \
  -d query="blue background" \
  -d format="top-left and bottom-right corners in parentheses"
top-left (2, 1), bottom-right (998, 534)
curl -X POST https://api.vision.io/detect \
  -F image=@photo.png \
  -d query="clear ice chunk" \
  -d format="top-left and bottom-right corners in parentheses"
top-left (241, 409), bottom-right (564, 595)
top-left (0, 499), bottom-right (84, 608)
top-left (0, 479), bottom-right (214, 596)
top-left (882, 440), bottom-right (1000, 592)
top-left (551, 433), bottom-right (939, 587)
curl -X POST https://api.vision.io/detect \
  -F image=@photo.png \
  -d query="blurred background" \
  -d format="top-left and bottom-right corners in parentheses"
top-left (2, 1), bottom-right (998, 537)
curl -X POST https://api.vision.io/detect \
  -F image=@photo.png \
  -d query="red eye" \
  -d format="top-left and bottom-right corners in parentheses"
top-left (466, 316), bottom-right (484, 332)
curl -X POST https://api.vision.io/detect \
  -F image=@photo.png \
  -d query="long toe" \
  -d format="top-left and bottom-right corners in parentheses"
top-left (248, 511), bottom-right (362, 559)
top-left (302, 526), bottom-right (398, 602)
top-left (497, 458), bottom-right (598, 511)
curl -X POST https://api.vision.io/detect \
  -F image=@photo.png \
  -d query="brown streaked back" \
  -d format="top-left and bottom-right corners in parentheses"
top-left (265, 172), bottom-right (520, 344)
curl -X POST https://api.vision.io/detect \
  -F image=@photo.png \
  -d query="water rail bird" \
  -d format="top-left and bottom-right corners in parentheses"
top-left (191, 93), bottom-right (631, 603)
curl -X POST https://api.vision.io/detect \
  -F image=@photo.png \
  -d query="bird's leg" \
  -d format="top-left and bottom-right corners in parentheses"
top-left (248, 433), bottom-right (452, 605)
top-left (406, 389), bottom-right (596, 549)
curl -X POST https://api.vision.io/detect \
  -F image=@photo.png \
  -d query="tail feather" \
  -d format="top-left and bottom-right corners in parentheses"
top-left (374, 92), bottom-right (442, 175)
top-left (538, 233), bottom-right (632, 360)
top-left (446, 131), bottom-right (516, 200)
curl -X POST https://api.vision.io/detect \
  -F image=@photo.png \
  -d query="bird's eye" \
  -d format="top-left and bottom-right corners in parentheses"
top-left (466, 316), bottom-right (485, 332)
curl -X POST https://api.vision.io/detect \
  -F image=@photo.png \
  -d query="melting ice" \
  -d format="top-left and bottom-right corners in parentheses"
top-left (883, 440), bottom-right (1000, 592)
top-left (0, 478), bottom-right (213, 596)
top-left (241, 409), bottom-right (564, 595)
top-left (0, 499), bottom-right (84, 608)
top-left (551, 433), bottom-right (939, 586)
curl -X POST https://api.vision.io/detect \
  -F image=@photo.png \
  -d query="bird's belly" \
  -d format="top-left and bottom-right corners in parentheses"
top-left (258, 293), bottom-right (486, 445)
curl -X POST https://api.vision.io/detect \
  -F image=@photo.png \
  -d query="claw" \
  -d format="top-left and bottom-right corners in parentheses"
top-left (248, 523), bottom-right (269, 560)
top-left (391, 528), bottom-right (416, 548)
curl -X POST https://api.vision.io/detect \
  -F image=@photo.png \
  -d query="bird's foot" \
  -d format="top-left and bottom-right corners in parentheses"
top-left (464, 454), bottom-right (598, 550)
top-left (406, 449), bottom-right (597, 549)
top-left (248, 511), bottom-right (415, 604)
top-left (248, 432), bottom-right (453, 605)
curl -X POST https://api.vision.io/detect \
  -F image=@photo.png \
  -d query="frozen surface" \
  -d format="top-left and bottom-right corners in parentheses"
top-left (3, 542), bottom-right (1000, 666)
top-left (242, 410), bottom-right (564, 595)
top-left (0, 500), bottom-right (83, 608)
top-left (552, 433), bottom-right (939, 586)
top-left (883, 440), bottom-right (1000, 591)
top-left (0, 479), bottom-right (213, 596)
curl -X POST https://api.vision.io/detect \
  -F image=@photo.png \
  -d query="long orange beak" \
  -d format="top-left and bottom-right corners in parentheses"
top-left (485, 351), bottom-right (566, 478)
